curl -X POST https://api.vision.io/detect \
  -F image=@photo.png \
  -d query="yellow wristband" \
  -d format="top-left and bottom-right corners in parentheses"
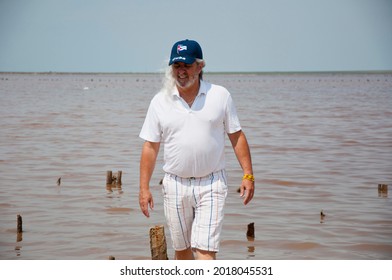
top-left (242, 174), bottom-right (255, 182)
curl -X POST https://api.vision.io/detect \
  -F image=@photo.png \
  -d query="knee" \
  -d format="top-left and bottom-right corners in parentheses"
top-left (195, 249), bottom-right (216, 260)
top-left (175, 248), bottom-right (194, 260)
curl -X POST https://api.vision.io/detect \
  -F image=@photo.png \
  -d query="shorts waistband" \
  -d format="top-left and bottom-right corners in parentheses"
top-left (165, 170), bottom-right (226, 180)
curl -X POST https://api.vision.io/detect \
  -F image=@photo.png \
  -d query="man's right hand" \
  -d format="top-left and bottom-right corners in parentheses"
top-left (139, 188), bottom-right (154, 218)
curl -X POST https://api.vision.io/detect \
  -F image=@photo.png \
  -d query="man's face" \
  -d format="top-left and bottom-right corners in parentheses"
top-left (172, 62), bottom-right (202, 89)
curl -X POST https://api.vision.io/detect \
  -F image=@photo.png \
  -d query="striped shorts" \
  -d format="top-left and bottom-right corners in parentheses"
top-left (162, 170), bottom-right (228, 252)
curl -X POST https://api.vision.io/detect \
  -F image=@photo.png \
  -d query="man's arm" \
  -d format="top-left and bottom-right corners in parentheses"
top-left (139, 141), bottom-right (160, 217)
top-left (228, 130), bottom-right (254, 205)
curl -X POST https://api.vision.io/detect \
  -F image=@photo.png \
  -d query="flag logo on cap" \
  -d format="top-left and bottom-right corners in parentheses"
top-left (177, 44), bottom-right (187, 54)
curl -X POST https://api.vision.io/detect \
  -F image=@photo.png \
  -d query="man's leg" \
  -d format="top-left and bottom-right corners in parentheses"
top-left (195, 249), bottom-right (216, 260)
top-left (163, 174), bottom-right (194, 259)
top-left (192, 171), bottom-right (228, 259)
top-left (175, 248), bottom-right (194, 260)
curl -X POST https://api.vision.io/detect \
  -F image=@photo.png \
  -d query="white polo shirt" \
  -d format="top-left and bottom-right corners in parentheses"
top-left (139, 80), bottom-right (241, 178)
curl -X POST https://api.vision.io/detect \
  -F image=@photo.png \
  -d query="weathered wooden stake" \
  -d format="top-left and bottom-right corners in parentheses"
top-left (17, 214), bottom-right (23, 233)
top-left (106, 170), bottom-right (123, 187)
top-left (106, 171), bottom-right (113, 184)
top-left (378, 184), bottom-right (388, 193)
top-left (117, 170), bottom-right (122, 185)
top-left (16, 214), bottom-right (23, 242)
top-left (150, 225), bottom-right (168, 260)
top-left (247, 222), bottom-right (255, 239)
top-left (320, 210), bottom-right (326, 223)
top-left (16, 232), bottom-right (23, 242)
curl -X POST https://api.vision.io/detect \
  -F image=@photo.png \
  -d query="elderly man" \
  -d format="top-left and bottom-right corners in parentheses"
top-left (139, 39), bottom-right (254, 260)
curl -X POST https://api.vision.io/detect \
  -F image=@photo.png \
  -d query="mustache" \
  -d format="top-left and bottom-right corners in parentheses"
top-left (177, 73), bottom-right (198, 80)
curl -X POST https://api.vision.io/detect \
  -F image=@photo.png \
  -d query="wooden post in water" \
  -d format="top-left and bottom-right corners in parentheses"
top-left (150, 225), bottom-right (168, 260)
top-left (247, 222), bottom-right (255, 240)
top-left (106, 171), bottom-right (113, 185)
top-left (117, 170), bottom-right (122, 185)
top-left (246, 222), bottom-right (255, 256)
top-left (378, 184), bottom-right (388, 193)
top-left (16, 214), bottom-right (23, 242)
top-left (17, 214), bottom-right (23, 233)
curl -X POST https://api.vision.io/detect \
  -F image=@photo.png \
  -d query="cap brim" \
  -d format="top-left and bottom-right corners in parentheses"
top-left (168, 56), bottom-right (196, 65)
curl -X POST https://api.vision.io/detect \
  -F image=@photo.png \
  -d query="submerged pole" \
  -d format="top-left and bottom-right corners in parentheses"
top-left (247, 222), bottom-right (255, 239)
top-left (17, 215), bottom-right (23, 233)
top-left (106, 171), bottom-right (113, 185)
top-left (378, 184), bottom-right (388, 193)
top-left (150, 225), bottom-right (168, 260)
top-left (117, 170), bottom-right (122, 185)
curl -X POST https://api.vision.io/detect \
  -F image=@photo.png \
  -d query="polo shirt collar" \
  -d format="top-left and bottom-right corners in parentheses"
top-left (172, 80), bottom-right (207, 98)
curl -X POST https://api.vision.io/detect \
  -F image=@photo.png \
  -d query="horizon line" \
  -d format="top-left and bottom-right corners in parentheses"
top-left (1, 70), bottom-right (392, 75)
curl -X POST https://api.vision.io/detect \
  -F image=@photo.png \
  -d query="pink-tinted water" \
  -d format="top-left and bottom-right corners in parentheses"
top-left (0, 72), bottom-right (391, 260)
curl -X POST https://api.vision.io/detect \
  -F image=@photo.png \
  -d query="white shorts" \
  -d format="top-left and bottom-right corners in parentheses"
top-left (162, 170), bottom-right (228, 252)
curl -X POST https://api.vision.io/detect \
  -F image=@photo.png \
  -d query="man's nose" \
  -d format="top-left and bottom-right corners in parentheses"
top-left (177, 66), bottom-right (187, 74)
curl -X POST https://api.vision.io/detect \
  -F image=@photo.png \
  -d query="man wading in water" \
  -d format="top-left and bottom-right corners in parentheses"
top-left (139, 39), bottom-right (254, 260)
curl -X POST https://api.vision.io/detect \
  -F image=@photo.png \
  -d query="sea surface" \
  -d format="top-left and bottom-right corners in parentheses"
top-left (0, 72), bottom-right (391, 260)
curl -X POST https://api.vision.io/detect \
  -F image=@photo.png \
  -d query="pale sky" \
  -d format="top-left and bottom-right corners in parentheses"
top-left (0, 0), bottom-right (391, 73)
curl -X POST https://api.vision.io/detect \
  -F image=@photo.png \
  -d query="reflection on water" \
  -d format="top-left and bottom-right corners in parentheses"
top-left (0, 72), bottom-right (391, 259)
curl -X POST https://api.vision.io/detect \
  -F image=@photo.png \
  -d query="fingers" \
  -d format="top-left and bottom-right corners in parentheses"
top-left (240, 185), bottom-right (245, 198)
top-left (149, 198), bottom-right (154, 214)
top-left (243, 189), bottom-right (253, 205)
top-left (141, 202), bottom-right (150, 218)
top-left (141, 198), bottom-right (153, 217)
top-left (139, 190), bottom-right (153, 218)
top-left (140, 199), bottom-right (148, 217)
top-left (239, 181), bottom-right (254, 205)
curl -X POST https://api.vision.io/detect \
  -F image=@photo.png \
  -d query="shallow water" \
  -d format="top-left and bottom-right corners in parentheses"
top-left (0, 72), bottom-right (391, 259)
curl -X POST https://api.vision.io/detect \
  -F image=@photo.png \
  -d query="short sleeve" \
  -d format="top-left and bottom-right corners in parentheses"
top-left (139, 99), bottom-right (162, 142)
top-left (224, 93), bottom-right (242, 134)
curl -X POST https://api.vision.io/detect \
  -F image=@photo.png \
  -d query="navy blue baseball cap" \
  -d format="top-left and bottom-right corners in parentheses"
top-left (169, 39), bottom-right (203, 65)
